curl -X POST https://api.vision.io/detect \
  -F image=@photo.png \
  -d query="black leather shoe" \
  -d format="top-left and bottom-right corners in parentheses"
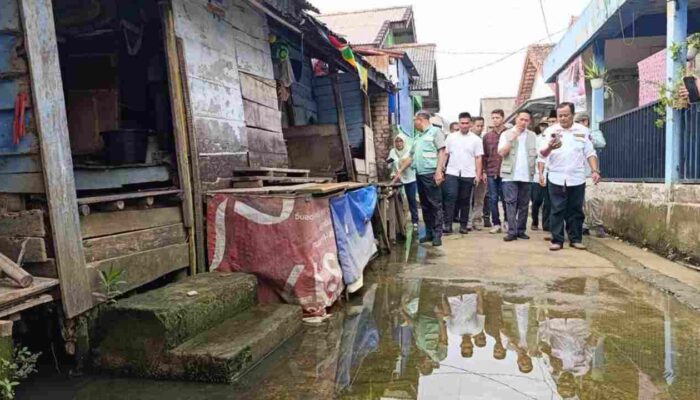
top-left (419, 236), bottom-right (433, 244)
top-left (432, 237), bottom-right (443, 247)
top-left (443, 228), bottom-right (454, 236)
top-left (503, 235), bottom-right (518, 242)
top-left (517, 233), bottom-right (530, 240)
top-left (459, 227), bottom-right (469, 235)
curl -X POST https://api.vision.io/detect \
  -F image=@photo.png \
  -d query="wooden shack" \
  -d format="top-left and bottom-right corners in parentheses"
top-left (0, 0), bottom-right (390, 321)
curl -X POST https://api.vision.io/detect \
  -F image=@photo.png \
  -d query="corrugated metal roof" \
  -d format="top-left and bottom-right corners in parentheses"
top-left (390, 43), bottom-right (436, 91)
top-left (316, 6), bottom-right (411, 46)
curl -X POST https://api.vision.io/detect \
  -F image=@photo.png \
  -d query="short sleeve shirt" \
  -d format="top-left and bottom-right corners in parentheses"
top-left (541, 123), bottom-right (597, 186)
top-left (445, 132), bottom-right (484, 178)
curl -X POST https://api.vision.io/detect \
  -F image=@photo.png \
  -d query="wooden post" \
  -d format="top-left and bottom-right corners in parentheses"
top-left (331, 73), bottom-right (357, 181)
top-left (161, 2), bottom-right (198, 275)
top-left (20, 0), bottom-right (93, 317)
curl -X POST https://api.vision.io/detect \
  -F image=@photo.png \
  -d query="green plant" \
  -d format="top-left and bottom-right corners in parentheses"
top-left (669, 42), bottom-right (683, 62)
top-left (583, 60), bottom-right (607, 81)
top-left (688, 33), bottom-right (700, 51)
top-left (0, 347), bottom-right (40, 400)
top-left (652, 72), bottom-right (689, 128)
top-left (98, 267), bottom-right (127, 303)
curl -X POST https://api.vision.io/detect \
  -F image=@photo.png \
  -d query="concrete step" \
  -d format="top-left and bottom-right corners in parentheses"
top-left (95, 272), bottom-right (257, 376)
top-left (168, 303), bottom-right (302, 383)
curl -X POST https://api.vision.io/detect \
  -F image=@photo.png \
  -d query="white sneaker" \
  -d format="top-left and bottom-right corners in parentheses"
top-left (490, 225), bottom-right (502, 234)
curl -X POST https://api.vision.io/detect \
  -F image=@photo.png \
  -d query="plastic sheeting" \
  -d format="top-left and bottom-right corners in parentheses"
top-left (207, 194), bottom-right (344, 317)
top-left (329, 187), bottom-right (378, 293)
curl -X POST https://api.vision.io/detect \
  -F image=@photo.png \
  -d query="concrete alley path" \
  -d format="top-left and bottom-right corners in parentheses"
top-left (403, 228), bottom-right (618, 283)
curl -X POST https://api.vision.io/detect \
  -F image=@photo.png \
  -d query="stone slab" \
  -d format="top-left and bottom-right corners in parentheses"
top-left (169, 303), bottom-right (302, 383)
top-left (95, 272), bottom-right (257, 376)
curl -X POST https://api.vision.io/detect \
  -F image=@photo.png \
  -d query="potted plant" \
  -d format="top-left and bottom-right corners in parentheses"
top-left (584, 60), bottom-right (607, 89)
top-left (687, 33), bottom-right (700, 60)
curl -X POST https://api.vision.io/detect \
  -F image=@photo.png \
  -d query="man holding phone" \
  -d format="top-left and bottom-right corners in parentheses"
top-left (540, 103), bottom-right (601, 251)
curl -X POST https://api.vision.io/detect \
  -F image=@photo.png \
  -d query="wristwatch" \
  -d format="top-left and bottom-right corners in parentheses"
top-left (592, 169), bottom-right (601, 174)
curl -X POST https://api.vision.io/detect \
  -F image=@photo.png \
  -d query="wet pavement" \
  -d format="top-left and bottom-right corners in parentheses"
top-left (18, 229), bottom-right (700, 399)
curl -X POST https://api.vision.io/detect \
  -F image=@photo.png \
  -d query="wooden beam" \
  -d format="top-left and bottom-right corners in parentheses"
top-left (0, 173), bottom-right (45, 194)
top-left (83, 223), bottom-right (187, 263)
top-left (77, 189), bottom-right (181, 206)
top-left (0, 294), bottom-right (54, 319)
top-left (87, 243), bottom-right (189, 295)
top-left (80, 207), bottom-right (183, 239)
top-left (331, 73), bottom-right (357, 181)
top-left (0, 210), bottom-right (45, 237)
top-left (20, 0), bottom-right (93, 317)
top-left (162, 3), bottom-right (197, 275)
top-left (0, 237), bottom-right (47, 263)
top-left (0, 251), bottom-right (33, 288)
top-left (0, 276), bottom-right (57, 306)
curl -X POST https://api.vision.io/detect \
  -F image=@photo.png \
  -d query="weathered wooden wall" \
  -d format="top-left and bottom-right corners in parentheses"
top-left (173, 0), bottom-right (287, 188)
top-left (313, 72), bottom-right (366, 158)
top-left (172, 0), bottom-right (248, 187)
top-left (0, 0), bottom-right (42, 193)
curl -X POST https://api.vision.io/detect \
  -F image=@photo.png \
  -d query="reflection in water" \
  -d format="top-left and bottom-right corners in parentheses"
top-left (19, 272), bottom-right (700, 400)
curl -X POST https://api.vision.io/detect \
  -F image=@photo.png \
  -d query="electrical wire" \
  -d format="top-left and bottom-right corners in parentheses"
top-left (538, 0), bottom-right (553, 41)
top-left (437, 27), bottom-right (567, 81)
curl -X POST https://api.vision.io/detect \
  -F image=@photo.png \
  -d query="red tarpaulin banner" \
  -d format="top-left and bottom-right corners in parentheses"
top-left (207, 194), bottom-right (344, 316)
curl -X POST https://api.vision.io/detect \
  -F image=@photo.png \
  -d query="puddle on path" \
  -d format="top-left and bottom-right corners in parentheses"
top-left (18, 243), bottom-right (700, 400)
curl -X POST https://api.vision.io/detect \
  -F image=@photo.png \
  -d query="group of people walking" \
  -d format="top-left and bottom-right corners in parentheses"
top-left (389, 102), bottom-right (606, 251)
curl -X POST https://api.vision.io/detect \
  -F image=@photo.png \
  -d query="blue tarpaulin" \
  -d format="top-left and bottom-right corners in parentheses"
top-left (330, 186), bottom-right (378, 293)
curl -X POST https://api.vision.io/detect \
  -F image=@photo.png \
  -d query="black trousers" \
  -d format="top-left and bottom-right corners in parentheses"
top-left (548, 181), bottom-right (586, 245)
top-left (417, 174), bottom-right (444, 239)
top-left (443, 174), bottom-right (475, 229)
top-left (531, 182), bottom-right (551, 230)
top-left (503, 181), bottom-right (531, 236)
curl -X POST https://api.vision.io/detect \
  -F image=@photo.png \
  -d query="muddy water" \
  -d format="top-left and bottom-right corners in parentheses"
top-left (19, 242), bottom-right (700, 400)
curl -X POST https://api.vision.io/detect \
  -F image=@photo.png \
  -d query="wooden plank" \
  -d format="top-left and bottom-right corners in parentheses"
top-left (240, 72), bottom-right (278, 109)
top-left (87, 243), bottom-right (189, 295)
top-left (232, 167), bottom-right (310, 177)
top-left (80, 207), bottom-right (183, 239)
top-left (163, 3), bottom-right (197, 275)
top-left (0, 210), bottom-right (45, 237)
top-left (0, 293), bottom-right (54, 318)
top-left (331, 73), bottom-right (356, 181)
top-left (74, 166), bottom-right (171, 191)
top-left (0, 173), bottom-right (45, 194)
top-left (243, 100), bottom-right (283, 133)
top-left (0, 155), bottom-right (42, 174)
top-left (0, 237), bottom-right (47, 263)
top-left (246, 127), bottom-right (288, 155)
top-left (232, 181), bottom-right (264, 189)
top-left (208, 183), bottom-right (318, 195)
top-left (0, 276), bottom-right (57, 306)
top-left (175, 36), bottom-right (205, 274)
top-left (0, 195), bottom-right (24, 213)
top-left (77, 189), bottom-right (181, 206)
top-left (229, 176), bottom-right (332, 184)
top-left (83, 223), bottom-right (187, 263)
top-left (20, 0), bottom-right (93, 317)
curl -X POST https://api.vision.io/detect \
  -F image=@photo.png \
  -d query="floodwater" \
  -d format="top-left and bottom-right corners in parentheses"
top-left (19, 238), bottom-right (700, 400)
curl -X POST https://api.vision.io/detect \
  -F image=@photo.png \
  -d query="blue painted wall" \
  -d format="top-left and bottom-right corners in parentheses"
top-left (313, 72), bottom-right (366, 157)
top-left (396, 59), bottom-right (414, 135)
top-left (0, 1), bottom-right (36, 157)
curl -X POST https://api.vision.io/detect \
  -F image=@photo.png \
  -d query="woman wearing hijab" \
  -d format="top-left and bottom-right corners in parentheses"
top-left (389, 133), bottom-right (419, 228)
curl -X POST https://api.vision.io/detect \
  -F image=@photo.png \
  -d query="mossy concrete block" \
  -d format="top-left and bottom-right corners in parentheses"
top-left (169, 303), bottom-right (302, 383)
top-left (669, 203), bottom-right (700, 260)
top-left (95, 272), bottom-right (257, 377)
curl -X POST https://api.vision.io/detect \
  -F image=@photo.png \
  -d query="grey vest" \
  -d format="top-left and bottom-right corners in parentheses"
top-left (500, 129), bottom-right (538, 181)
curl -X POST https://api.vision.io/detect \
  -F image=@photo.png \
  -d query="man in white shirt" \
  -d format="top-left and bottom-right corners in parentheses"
top-left (443, 112), bottom-right (485, 235)
top-left (531, 121), bottom-right (552, 232)
top-left (539, 103), bottom-right (601, 251)
top-left (498, 110), bottom-right (538, 242)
